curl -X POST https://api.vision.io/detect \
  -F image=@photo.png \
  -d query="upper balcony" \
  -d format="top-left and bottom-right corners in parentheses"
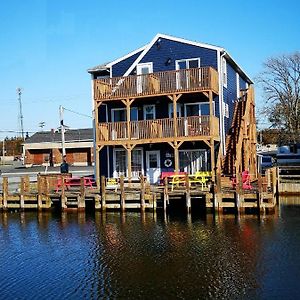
top-left (94, 67), bottom-right (219, 101)
top-left (97, 115), bottom-right (220, 145)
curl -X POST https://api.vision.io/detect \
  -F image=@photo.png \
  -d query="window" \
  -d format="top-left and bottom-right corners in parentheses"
top-left (113, 148), bottom-right (143, 178)
top-left (184, 102), bottom-right (212, 117)
top-left (224, 103), bottom-right (229, 118)
top-left (179, 150), bottom-right (208, 174)
top-left (222, 57), bottom-right (227, 88)
top-left (176, 58), bottom-right (201, 90)
top-left (111, 107), bottom-right (138, 122)
top-left (168, 103), bottom-right (182, 118)
top-left (143, 105), bottom-right (156, 120)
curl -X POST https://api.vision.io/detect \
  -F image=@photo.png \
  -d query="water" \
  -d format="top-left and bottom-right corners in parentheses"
top-left (1, 199), bottom-right (300, 299)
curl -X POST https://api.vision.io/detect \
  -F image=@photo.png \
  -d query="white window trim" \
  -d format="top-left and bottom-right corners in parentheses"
top-left (222, 57), bottom-right (227, 88)
top-left (175, 57), bottom-right (201, 70)
top-left (136, 62), bottom-right (153, 74)
top-left (143, 104), bottom-right (156, 120)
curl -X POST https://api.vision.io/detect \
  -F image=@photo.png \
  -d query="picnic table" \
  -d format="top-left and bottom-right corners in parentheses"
top-left (55, 176), bottom-right (95, 192)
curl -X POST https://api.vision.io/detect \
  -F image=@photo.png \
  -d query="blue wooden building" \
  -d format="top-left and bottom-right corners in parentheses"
top-left (88, 33), bottom-right (257, 184)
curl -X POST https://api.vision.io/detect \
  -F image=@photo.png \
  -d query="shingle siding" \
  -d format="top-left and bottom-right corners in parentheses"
top-left (223, 61), bottom-right (237, 134)
top-left (137, 38), bottom-right (218, 73)
top-left (112, 50), bottom-right (143, 77)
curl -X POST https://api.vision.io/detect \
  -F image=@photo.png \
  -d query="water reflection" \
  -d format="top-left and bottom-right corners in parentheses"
top-left (0, 198), bottom-right (299, 299)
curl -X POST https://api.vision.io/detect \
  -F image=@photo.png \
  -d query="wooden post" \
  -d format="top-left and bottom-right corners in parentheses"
top-left (45, 176), bottom-right (51, 209)
top-left (61, 175), bottom-right (67, 210)
top-left (237, 172), bottom-right (244, 214)
top-left (185, 174), bottom-right (191, 213)
top-left (163, 177), bottom-right (169, 211)
top-left (20, 177), bottom-right (25, 210)
top-left (37, 175), bottom-right (43, 210)
top-left (120, 175), bottom-right (125, 211)
top-left (100, 176), bottom-right (106, 211)
top-left (174, 144), bottom-right (179, 173)
top-left (140, 175), bottom-right (145, 212)
top-left (215, 172), bottom-right (222, 213)
top-left (3, 177), bottom-right (8, 210)
top-left (173, 95), bottom-right (178, 138)
top-left (96, 148), bottom-right (100, 189)
top-left (210, 139), bottom-right (215, 182)
top-left (127, 146), bottom-right (132, 185)
top-left (78, 177), bottom-right (86, 210)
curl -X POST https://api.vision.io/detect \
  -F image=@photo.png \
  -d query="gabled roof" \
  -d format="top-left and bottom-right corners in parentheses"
top-left (123, 33), bottom-right (223, 77)
top-left (89, 33), bottom-right (253, 83)
top-left (23, 128), bottom-right (93, 144)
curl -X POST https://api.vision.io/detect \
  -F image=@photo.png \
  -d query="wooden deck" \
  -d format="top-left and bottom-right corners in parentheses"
top-left (98, 115), bottom-right (219, 145)
top-left (94, 67), bottom-right (219, 101)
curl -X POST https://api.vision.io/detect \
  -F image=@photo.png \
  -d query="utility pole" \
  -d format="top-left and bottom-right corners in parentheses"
top-left (17, 88), bottom-right (24, 140)
top-left (59, 105), bottom-right (66, 160)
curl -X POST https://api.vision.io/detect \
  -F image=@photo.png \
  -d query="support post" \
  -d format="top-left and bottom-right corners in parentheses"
top-left (96, 148), bottom-right (100, 189)
top-left (163, 177), bottom-right (169, 211)
top-left (140, 175), bottom-right (145, 212)
top-left (120, 175), bottom-right (125, 211)
top-left (20, 177), bottom-right (25, 210)
top-left (61, 175), bottom-right (67, 210)
top-left (174, 143), bottom-right (179, 173)
top-left (127, 146), bottom-right (132, 185)
top-left (78, 177), bottom-right (86, 210)
top-left (37, 175), bottom-right (42, 210)
top-left (185, 174), bottom-right (191, 213)
top-left (3, 177), bottom-right (8, 210)
top-left (173, 95), bottom-right (178, 138)
top-left (100, 176), bottom-right (106, 211)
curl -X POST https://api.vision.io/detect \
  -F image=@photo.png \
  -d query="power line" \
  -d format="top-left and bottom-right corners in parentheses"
top-left (62, 107), bottom-right (92, 119)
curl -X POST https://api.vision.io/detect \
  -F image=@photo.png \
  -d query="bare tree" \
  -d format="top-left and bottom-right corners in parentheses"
top-left (258, 52), bottom-right (300, 143)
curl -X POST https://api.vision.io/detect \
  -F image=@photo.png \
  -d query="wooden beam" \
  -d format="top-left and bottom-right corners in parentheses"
top-left (95, 148), bottom-right (100, 189)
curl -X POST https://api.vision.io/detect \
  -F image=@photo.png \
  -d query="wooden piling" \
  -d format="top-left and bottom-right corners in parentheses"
top-left (185, 174), bottom-right (191, 213)
top-left (215, 172), bottom-right (222, 213)
top-left (20, 177), bottom-right (25, 210)
top-left (61, 176), bottom-right (67, 210)
top-left (163, 177), bottom-right (169, 211)
top-left (140, 175), bottom-right (145, 212)
top-left (37, 175), bottom-right (43, 210)
top-left (78, 177), bottom-right (86, 210)
top-left (3, 177), bottom-right (8, 210)
top-left (100, 176), bottom-right (106, 211)
top-left (120, 175), bottom-right (125, 212)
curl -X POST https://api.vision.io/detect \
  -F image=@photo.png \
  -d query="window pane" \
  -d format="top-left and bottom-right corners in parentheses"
top-left (115, 150), bottom-right (126, 175)
top-left (188, 59), bottom-right (199, 68)
top-left (200, 103), bottom-right (210, 115)
top-left (132, 149), bottom-right (142, 176)
top-left (149, 153), bottom-right (158, 168)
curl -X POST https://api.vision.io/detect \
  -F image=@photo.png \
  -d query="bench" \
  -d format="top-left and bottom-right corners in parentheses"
top-left (55, 176), bottom-right (95, 192)
top-left (170, 171), bottom-right (212, 191)
top-left (160, 172), bottom-right (186, 185)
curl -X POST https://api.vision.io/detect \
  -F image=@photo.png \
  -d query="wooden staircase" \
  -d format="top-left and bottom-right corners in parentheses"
top-left (221, 86), bottom-right (257, 178)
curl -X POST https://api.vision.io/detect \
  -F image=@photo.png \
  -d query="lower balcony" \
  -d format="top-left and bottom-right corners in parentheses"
top-left (98, 115), bottom-right (219, 144)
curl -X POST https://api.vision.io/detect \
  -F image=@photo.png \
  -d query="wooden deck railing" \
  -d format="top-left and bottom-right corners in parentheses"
top-left (98, 115), bottom-right (219, 142)
top-left (94, 67), bottom-right (219, 101)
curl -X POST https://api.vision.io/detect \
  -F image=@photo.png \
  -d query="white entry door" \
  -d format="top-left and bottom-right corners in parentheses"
top-left (137, 62), bottom-right (153, 93)
top-left (146, 150), bottom-right (161, 184)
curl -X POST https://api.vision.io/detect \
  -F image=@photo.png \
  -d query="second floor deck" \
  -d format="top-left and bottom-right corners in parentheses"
top-left (94, 67), bottom-right (219, 101)
top-left (97, 115), bottom-right (220, 145)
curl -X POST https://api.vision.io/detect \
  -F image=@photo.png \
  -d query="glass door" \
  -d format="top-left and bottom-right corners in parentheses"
top-left (136, 62), bottom-right (153, 93)
top-left (146, 150), bottom-right (161, 184)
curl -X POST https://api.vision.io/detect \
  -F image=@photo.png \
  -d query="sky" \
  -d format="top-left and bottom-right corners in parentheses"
top-left (0, 0), bottom-right (299, 140)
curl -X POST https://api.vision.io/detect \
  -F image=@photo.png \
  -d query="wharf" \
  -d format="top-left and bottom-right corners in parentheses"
top-left (0, 168), bottom-right (278, 214)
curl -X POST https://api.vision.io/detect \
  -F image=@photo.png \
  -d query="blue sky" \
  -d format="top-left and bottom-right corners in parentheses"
top-left (0, 0), bottom-right (299, 139)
